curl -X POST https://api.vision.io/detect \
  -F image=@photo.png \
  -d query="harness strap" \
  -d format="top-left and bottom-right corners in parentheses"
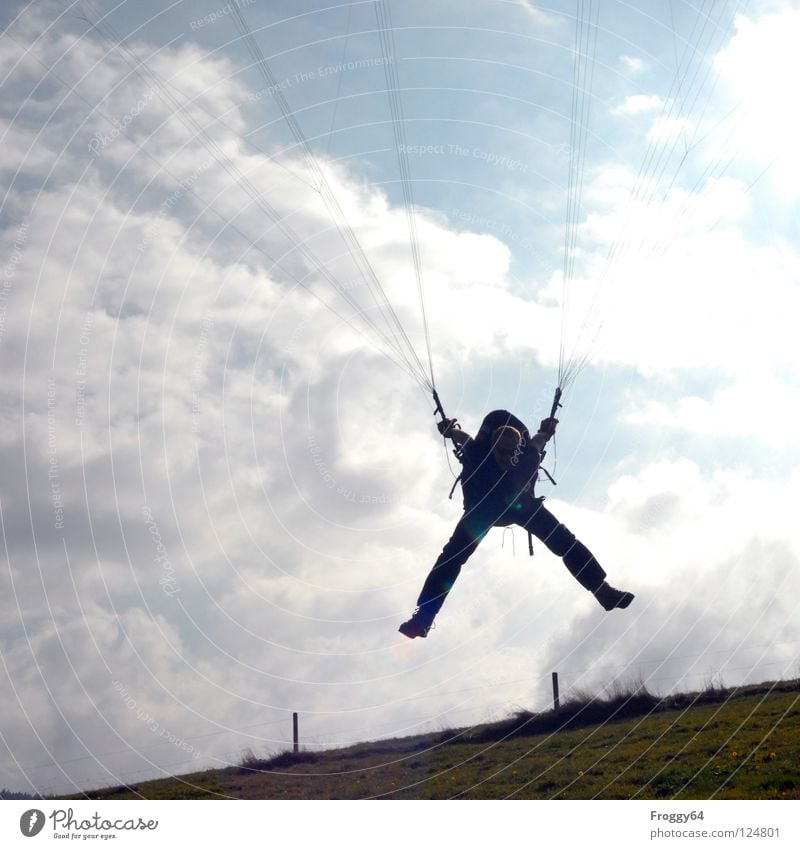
top-left (448, 472), bottom-right (462, 500)
top-left (539, 466), bottom-right (557, 486)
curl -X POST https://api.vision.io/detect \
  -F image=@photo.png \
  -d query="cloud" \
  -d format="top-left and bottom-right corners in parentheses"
top-left (548, 161), bottom-right (800, 378)
top-left (513, 0), bottom-right (563, 27)
top-left (625, 376), bottom-right (800, 447)
top-left (646, 114), bottom-right (692, 143)
top-left (0, 13), bottom-right (567, 794)
top-left (620, 55), bottom-right (646, 75)
top-left (715, 8), bottom-right (800, 188)
top-left (540, 459), bottom-right (800, 698)
top-left (611, 94), bottom-right (665, 116)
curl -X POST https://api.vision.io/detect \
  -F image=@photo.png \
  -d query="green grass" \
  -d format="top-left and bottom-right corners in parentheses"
top-left (64, 678), bottom-right (800, 800)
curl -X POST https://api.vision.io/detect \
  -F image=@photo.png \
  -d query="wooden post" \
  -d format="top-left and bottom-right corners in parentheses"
top-left (293, 712), bottom-right (299, 753)
top-left (552, 672), bottom-right (560, 711)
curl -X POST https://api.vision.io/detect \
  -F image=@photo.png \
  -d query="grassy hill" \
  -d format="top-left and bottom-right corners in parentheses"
top-left (66, 678), bottom-right (800, 800)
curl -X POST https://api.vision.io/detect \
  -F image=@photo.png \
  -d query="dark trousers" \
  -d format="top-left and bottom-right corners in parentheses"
top-left (416, 499), bottom-right (606, 621)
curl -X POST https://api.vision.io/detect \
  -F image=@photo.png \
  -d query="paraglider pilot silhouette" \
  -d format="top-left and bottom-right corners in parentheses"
top-left (399, 408), bottom-right (634, 639)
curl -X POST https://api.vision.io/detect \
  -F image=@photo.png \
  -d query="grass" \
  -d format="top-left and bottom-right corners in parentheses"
top-left (63, 677), bottom-right (800, 800)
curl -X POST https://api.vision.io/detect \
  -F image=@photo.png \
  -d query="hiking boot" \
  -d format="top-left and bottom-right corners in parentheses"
top-left (594, 581), bottom-right (635, 611)
top-left (398, 611), bottom-right (434, 639)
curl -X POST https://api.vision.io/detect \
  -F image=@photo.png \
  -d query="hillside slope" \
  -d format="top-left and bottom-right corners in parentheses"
top-left (67, 679), bottom-right (800, 800)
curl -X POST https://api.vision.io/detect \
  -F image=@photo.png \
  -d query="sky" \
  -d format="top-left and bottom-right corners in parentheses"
top-left (1, 0), bottom-right (799, 798)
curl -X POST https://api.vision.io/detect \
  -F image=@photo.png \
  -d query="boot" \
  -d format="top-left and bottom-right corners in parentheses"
top-left (399, 608), bottom-right (435, 639)
top-left (594, 581), bottom-right (635, 611)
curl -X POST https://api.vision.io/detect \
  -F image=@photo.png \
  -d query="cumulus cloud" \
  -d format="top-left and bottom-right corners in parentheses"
top-left (541, 460), bottom-right (800, 699)
top-left (0, 11), bottom-right (562, 795)
top-left (625, 376), bottom-right (800, 446)
top-left (646, 114), bottom-right (692, 143)
top-left (514, 0), bottom-right (564, 27)
top-left (715, 9), bottom-right (800, 161)
top-left (543, 155), bottom-right (800, 382)
top-left (611, 94), bottom-right (665, 116)
top-left (620, 55), bottom-right (646, 74)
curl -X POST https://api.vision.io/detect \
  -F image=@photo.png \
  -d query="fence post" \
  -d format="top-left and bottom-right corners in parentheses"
top-left (293, 712), bottom-right (299, 753)
top-left (552, 672), bottom-right (560, 710)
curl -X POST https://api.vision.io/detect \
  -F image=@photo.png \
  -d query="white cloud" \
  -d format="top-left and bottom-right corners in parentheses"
top-left (540, 458), bottom-right (800, 697)
top-left (715, 8), bottom-right (800, 189)
top-left (549, 163), bottom-right (800, 378)
top-left (626, 375), bottom-right (800, 447)
top-left (611, 94), bottom-right (665, 116)
top-left (647, 115), bottom-right (692, 143)
top-left (514, 0), bottom-right (563, 27)
top-left (0, 13), bottom-right (568, 795)
top-left (620, 55), bottom-right (646, 74)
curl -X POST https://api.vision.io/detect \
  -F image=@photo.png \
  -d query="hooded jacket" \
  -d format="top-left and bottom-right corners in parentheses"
top-left (458, 410), bottom-right (541, 517)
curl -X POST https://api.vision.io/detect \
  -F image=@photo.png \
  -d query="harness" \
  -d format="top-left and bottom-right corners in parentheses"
top-left (433, 393), bottom-right (562, 557)
top-left (433, 386), bottom-right (561, 557)
top-left (449, 409), bottom-right (543, 556)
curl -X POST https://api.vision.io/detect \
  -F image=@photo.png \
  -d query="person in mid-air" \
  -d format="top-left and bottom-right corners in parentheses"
top-left (399, 410), bottom-right (634, 639)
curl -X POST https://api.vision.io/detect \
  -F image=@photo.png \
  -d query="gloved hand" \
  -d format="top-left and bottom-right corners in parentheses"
top-left (538, 417), bottom-right (558, 439)
top-left (437, 417), bottom-right (458, 437)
